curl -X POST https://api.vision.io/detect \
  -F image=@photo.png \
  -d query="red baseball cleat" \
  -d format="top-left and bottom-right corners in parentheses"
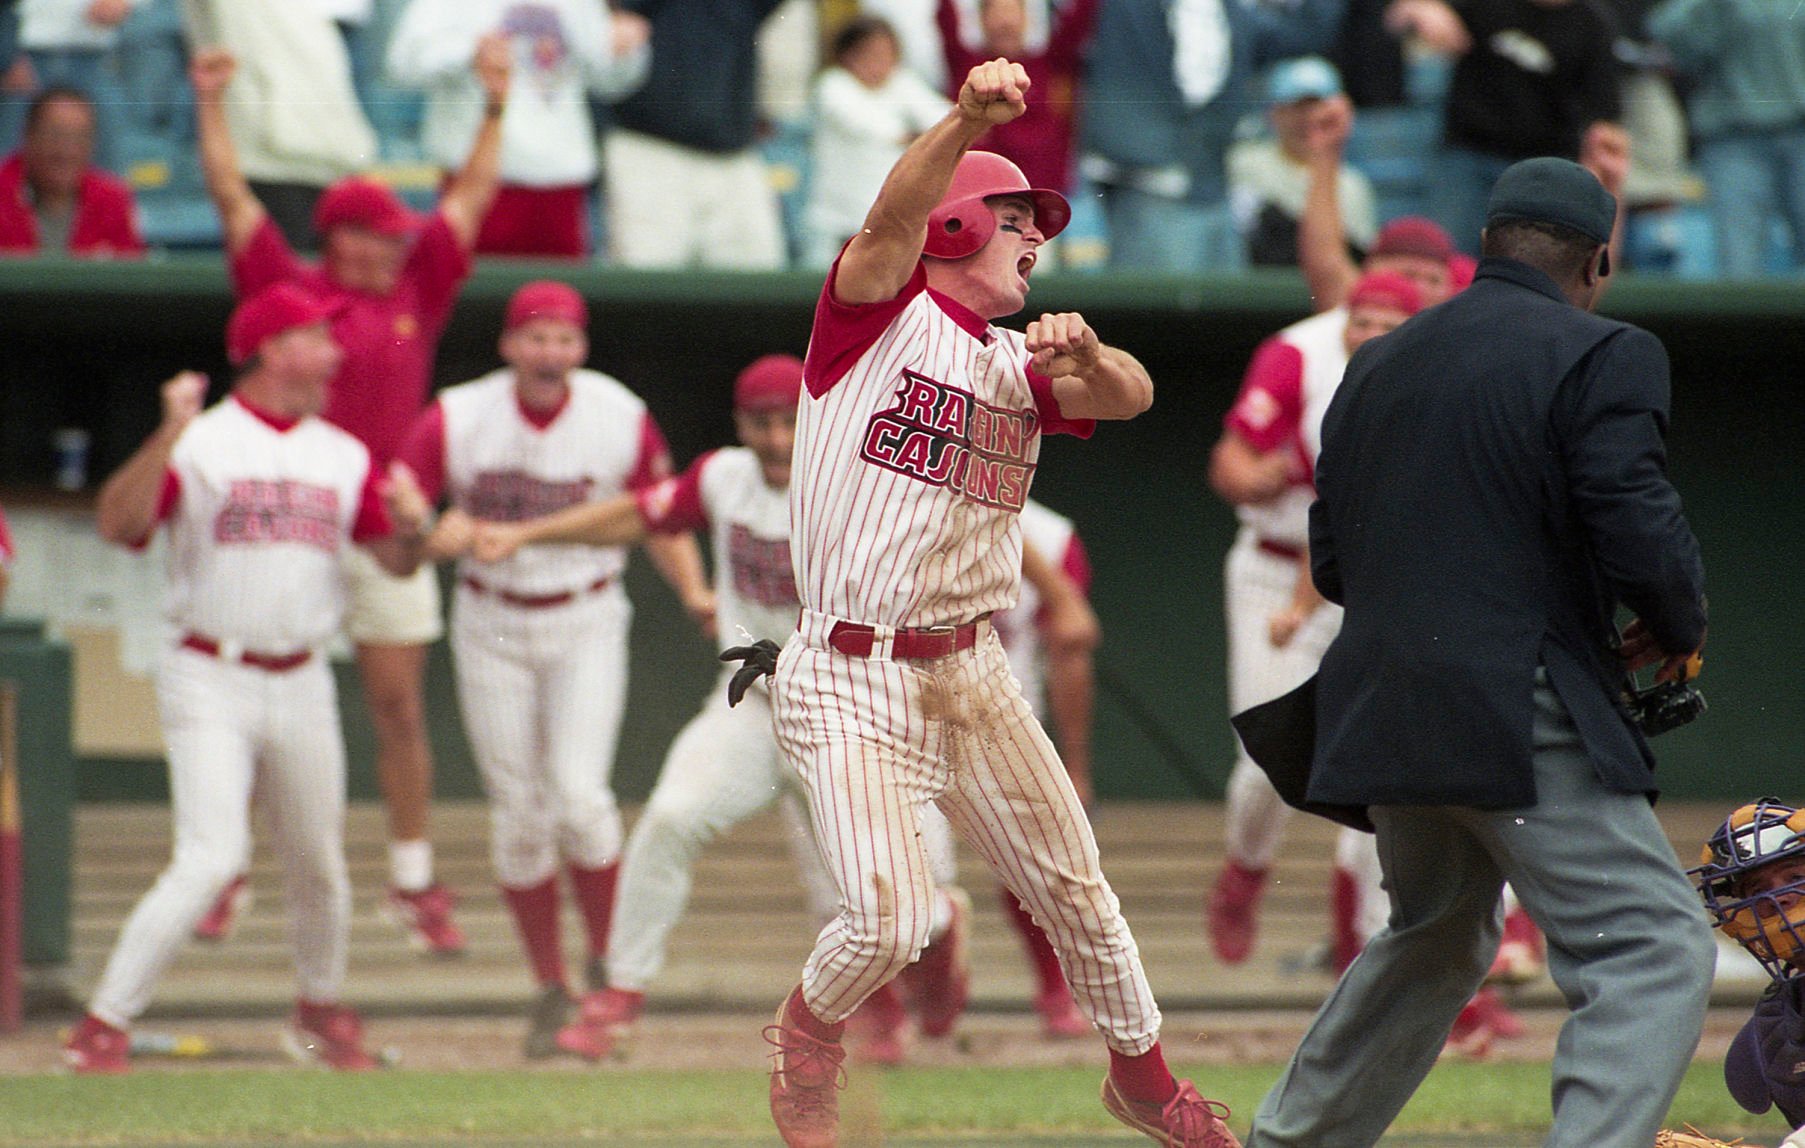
top-left (1205, 861), bottom-right (1268, 965)
top-left (553, 986), bottom-right (643, 1061)
top-left (1487, 906), bottom-right (1547, 985)
top-left (193, 874), bottom-right (252, 942)
top-left (283, 1001), bottom-right (380, 1071)
top-left (899, 885), bottom-right (971, 1037)
top-left (383, 884), bottom-right (466, 957)
top-left (1036, 984), bottom-right (1091, 1039)
top-left (848, 980), bottom-right (911, 1065)
top-left (64, 1014), bottom-right (130, 1074)
top-left (1445, 985), bottom-right (1526, 1057)
top-left (766, 990), bottom-right (846, 1148)
top-left (1102, 1075), bottom-right (1242, 1148)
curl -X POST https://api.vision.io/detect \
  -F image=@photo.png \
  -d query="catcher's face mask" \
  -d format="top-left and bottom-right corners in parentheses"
top-left (1692, 797), bottom-right (1805, 981)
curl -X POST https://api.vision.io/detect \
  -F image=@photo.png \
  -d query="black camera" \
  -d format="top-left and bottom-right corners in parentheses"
top-left (1626, 678), bottom-right (1707, 737)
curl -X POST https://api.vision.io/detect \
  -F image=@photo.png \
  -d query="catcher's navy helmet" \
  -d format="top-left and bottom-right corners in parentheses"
top-left (1692, 797), bottom-right (1805, 981)
top-left (924, 152), bottom-right (1070, 260)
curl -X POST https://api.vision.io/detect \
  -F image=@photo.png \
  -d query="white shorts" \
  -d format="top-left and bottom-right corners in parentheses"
top-left (340, 547), bottom-right (444, 646)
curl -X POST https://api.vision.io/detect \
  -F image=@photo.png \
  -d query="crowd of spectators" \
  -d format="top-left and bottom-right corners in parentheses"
top-left (0, 0), bottom-right (1801, 277)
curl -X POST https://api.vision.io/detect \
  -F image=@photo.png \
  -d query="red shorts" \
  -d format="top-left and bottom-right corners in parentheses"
top-left (471, 182), bottom-right (590, 257)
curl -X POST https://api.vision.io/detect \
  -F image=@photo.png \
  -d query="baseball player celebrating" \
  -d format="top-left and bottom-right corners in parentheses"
top-left (62, 284), bottom-right (431, 1074)
top-left (754, 58), bottom-right (1239, 1148)
top-left (392, 280), bottom-right (698, 1061)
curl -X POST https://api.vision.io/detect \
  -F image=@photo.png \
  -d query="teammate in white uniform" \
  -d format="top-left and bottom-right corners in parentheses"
top-left (393, 280), bottom-right (698, 1061)
top-left (62, 283), bottom-right (430, 1074)
top-left (1205, 271), bottom-right (1422, 974)
top-left (756, 59), bottom-right (1240, 1148)
top-left (465, 354), bottom-right (973, 1065)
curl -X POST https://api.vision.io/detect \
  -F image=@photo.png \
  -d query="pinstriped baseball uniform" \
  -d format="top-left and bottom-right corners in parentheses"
top-left (400, 368), bottom-right (670, 888)
top-left (774, 258), bottom-right (1165, 1053)
top-left (88, 396), bottom-right (392, 1028)
top-left (610, 446), bottom-right (960, 991)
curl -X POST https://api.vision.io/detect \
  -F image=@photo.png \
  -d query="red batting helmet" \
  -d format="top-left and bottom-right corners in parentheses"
top-left (924, 151), bottom-right (1070, 260)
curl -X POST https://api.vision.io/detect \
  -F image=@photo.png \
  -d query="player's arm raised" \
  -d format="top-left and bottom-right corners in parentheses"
top-left (1028, 311), bottom-right (1152, 420)
top-left (835, 58), bottom-right (1031, 306)
top-left (437, 31), bottom-right (513, 252)
top-left (188, 50), bottom-right (267, 257)
top-left (97, 372), bottom-right (206, 547)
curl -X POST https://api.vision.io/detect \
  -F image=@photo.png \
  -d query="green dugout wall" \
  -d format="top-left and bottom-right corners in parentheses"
top-left (1, 260), bottom-right (1798, 803)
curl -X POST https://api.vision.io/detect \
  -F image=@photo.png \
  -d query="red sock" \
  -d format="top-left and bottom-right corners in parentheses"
top-left (1109, 1043), bottom-right (1179, 1103)
top-left (502, 877), bottom-right (565, 989)
top-left (1330, 866), bottom-right (1362, 975)
top-left (784, 984), bottom-right (845, 1043)
top-left (567, 861), bottom-right (620, 962)
top-left (1000, 887), bottom-right (1067, 997)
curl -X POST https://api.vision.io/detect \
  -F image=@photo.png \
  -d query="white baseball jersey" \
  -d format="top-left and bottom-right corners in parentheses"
top-left (153, 396), bottom-right (386, 651)
top-left (405, 367), bottom-right (671, 594)
top-left (636, 446), bottom-right (797, 649)
top-left (1222, 306), bottom-right (1348, 549)
top-left (775, 258), bottom-right (1165, 1055)
top-left (792, 261), bottom-right (1095, 627)
top-left (991, 498), bottom-right (1087, 717)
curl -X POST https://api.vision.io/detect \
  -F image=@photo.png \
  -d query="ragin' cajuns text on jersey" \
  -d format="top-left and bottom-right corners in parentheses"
top-left (795, 260), bottom-right (1094, 628)
top-left (412, 368), bottom-right (671, 598)
top-left (154, 396), bottom-right (386, 652)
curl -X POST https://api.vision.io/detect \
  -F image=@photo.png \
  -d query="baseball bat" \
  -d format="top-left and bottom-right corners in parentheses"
top-left (0, 681), bottom-right (21, 1033)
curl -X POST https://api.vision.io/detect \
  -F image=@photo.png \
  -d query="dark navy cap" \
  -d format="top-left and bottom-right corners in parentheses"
top-left (1485, 157), bottom-right (1616, 272)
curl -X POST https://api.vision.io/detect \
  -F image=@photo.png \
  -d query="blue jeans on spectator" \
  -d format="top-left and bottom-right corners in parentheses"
top-left (1696, 127), bottom-right (1805, 279)
top-left (1101, 186), bottom-right (1245, 274)
top-left (1428, 145), bottom-right (1513, 256)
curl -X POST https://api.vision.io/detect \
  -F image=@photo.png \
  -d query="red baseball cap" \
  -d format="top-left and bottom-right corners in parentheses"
top-left (312, 176), bottom-right (418, 238)
top-left (1346, 270), bottom-right (1423, 316)
top-left (226, 283), bottom-right (341, 365)
top-left (504, 280), bottom-right (588, 332)
top-left (1370, 216), bottom-right (1455, 265)
top-left (733, 354), bottom-right (803, 411)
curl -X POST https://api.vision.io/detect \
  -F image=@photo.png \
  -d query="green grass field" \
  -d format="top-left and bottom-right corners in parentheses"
top-left (0, 1060), bottom-right (1782, 1146)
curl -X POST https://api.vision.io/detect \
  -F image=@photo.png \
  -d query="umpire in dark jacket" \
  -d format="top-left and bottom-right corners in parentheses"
top-left (1246, 158), bottom-right (1715, 1148)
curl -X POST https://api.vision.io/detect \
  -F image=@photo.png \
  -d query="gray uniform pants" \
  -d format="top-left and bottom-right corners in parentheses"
top-left (1247, 674), bottom-right (1715, 1148)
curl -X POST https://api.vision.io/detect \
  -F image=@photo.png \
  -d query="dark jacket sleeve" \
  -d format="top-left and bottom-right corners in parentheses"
top-left (1308, 496), bottom-right (1341, 605)
top-left (1556, 326), bottom-right (1706, 655)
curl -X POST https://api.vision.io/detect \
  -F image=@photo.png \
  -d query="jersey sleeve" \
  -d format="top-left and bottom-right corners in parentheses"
top-left (407, 214), bottom-right (474, 334)
top-left (349, 463), bottom-right (394, 543)
top-left (1224, 337), bottom-right (1306, 452)
top-left (802, 256), bottom-right (928, 398)
top-left (394, 403), bottom-right (448, 505)
top-left (625, 412), bottom-right (675, 491)
top-left (229, 217), bottom-right (304, 298)
top-left (0, 504), bottom-right (12, 565)
top-left (125, 470), bottom-right (182, 552)
top-left (1028, 363), bottom-right (1097, 439)
top-left (634, 450), bottom-right (716, 534)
